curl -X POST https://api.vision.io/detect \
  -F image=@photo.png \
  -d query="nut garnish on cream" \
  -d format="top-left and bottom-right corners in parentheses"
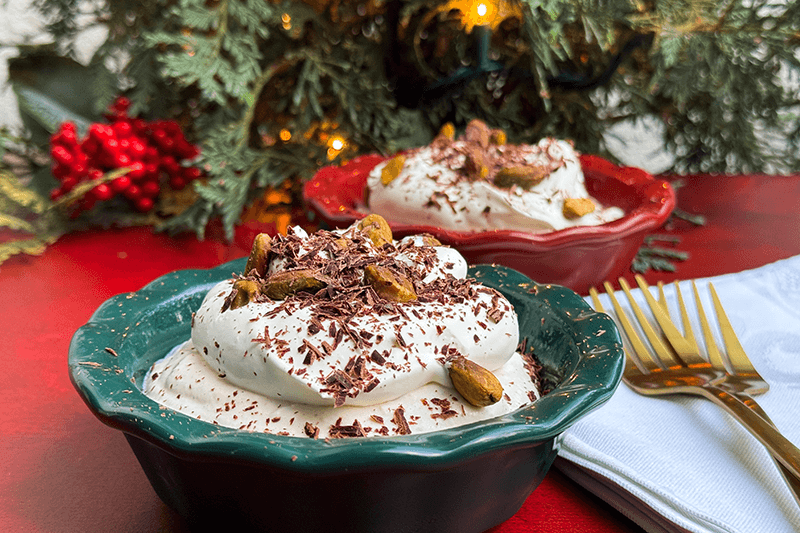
top-left (365, 119), bottom-right (624, 232)
top-left (144, 216), bottom-right (542, 438)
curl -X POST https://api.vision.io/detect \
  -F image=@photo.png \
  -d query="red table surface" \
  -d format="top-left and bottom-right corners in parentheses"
top-left (2, 173), bottom-right (799, 533)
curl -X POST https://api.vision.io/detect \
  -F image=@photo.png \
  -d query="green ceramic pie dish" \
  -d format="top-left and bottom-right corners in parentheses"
top-left (69, 259), bottom-right (623, 533)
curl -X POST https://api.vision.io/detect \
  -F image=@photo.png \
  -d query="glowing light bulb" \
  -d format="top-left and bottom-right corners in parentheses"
top-left (477, 3), bottom-right (487, 17)
top-left (331, 138), bottom-right (344, 151)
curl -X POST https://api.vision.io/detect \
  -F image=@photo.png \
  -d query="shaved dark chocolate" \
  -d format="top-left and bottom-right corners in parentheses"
top-left (392, 406), bottom-right (411, 435)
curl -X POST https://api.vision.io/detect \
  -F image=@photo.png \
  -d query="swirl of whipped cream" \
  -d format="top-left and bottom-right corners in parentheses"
top-left (190, 224), bottom-right (519, 407)
top-left (366, 132), bottom-right (624, 232)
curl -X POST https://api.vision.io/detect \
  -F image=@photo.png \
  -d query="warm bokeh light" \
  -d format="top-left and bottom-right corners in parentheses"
top-left (279, 128), bottom-right (291, 142)
top-left (326, 134), bottom-right (347, 160)
top-left (444, 0), bottom-right (521, 31)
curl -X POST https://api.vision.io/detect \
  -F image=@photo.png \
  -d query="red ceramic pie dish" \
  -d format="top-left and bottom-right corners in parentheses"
top-left (303, 153), bottom-right (675, 294)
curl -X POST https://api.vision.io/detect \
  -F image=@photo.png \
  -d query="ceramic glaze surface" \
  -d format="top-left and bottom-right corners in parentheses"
top-left (69, 261), bottom-right (624, 532)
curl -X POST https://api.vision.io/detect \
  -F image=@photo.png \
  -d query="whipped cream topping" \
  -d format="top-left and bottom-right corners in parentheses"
top-left (143, 220), bottom-right (542, 438)
top-left (365, 121), bottom-right (624, 232)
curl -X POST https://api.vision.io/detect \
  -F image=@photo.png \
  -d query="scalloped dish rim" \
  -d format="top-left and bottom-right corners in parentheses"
top-left (303, 153), bottom-right (675, 246)
top-left (69, 259), bottom-right (624, 472)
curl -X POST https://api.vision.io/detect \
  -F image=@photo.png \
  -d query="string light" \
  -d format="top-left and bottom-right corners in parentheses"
top-left (326, 134), bottom-right (347, 160)
top-left (443, 0), bottom-right (521, 31)
top-left (279, 129), bottom-right (291, 142)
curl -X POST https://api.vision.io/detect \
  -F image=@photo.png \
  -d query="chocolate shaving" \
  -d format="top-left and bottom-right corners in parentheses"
top-left (329, 417), bottom-right (368, 438)
top-left (369, 350), bottom-right (386, 365)
top-left (301, 339), bottom-right (326, 365)
top-left (392, 406), bottom-right (411, 435)
top-left (304, 422), bottom-right (320, 439)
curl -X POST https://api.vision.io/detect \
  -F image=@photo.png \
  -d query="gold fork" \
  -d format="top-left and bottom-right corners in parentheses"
top-left (589, 276), bottom-right (800, 493)
top-left (628, 276), bottom-right (800, 505)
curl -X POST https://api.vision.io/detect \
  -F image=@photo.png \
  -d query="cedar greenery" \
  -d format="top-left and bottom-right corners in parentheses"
top-left (9, 0), bottom-right (800, 241)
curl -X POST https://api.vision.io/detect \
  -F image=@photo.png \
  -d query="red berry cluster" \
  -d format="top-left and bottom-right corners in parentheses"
top-left (49, 96), bottom-right (203, 214)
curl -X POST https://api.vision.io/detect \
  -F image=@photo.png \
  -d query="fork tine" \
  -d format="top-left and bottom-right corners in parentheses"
top-left (597, 282), bottom-right (661, 372)
top-left (664, 281), bottom-right (708, 367)
top-left (618, 278), bottom-right (681, 368)
top-left (707, 282), bottom-right (757, 374)
top-left (589, 287), bottom-right (644, 375)
top-left (667, 281), bottom-right (700, 356)
top-left (633, 275), bottom-right (698, 362)
top-left (691, 280), bottom-right (729, 372)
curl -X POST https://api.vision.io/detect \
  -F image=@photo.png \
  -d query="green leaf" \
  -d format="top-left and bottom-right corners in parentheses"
top-left (11, 85), bottom-right (93, 138)
top-left (8, 51), bottom-right (104, 141)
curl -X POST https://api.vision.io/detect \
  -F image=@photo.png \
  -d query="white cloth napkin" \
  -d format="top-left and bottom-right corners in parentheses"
top-left (556, 255), bottom-right (800, 533)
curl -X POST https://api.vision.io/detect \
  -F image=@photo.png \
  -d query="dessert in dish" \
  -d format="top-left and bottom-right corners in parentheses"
top-left (365, 119), bottom-right (624, 232)
top-left (144, 215), bottom-right (542, 438)
top-left (71, 255), bottom-right (624, 533)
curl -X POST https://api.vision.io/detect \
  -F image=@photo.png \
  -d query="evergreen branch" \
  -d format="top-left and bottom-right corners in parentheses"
top-left (0, 212), bottom-right (37, 233)
top-left (0, 169), bottom-right (48, 214)
top-left (0, 237), bottom-right (53, 264)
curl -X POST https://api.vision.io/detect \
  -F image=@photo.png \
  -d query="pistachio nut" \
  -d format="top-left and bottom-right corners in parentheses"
top-left (447, 355), bottom-right (504, 407)
top-left (243, 233), bottom-right (272, 277)
top-left (357, 214), bottom-right (393, 248)
top-left (464, 119), bottom-right (490, 148)
top-left (493, 166), bottom-right (548, 190)
top-left (438, 122), bottom-right (456, 140)
top-left (380, 154), bottom-right (406, 186)
top-left (463, 149), bottom-right (489, 180)
top-left (419, 234), bottom-right (442, 246)
top-left (489, 129), bottom-right (507, 145)
top-left (364, 264), bottom-right (417, 302)
top-left (229, 279), bottom-right (261, 310)
top-left (263, 269), bottom-right (327, 300)
top-left (562, 197), bottom-right (596, 219)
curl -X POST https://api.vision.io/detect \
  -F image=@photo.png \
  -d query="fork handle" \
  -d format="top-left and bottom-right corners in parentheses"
top-left (736, 393), bottom-right (800, 506)
top-left (702, 386), bottom-right (800, 480)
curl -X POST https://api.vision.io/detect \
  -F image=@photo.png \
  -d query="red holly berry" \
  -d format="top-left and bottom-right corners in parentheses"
top-left (128, 139), bottom-right (146, 159)
top-left (103, 137), bottom-right (120, 154)
top-left (144, 145), bottom-right (160, 162)
top-left (111, 176), bottom-right (132, 193)
top-left (113, 96), bottom-right (131, 112)
top-left (61, 176), bottom-right (78, 192)
top-left (50, 97), bottom-right (203, 212)
top-left (92, 183), bottom-right (114, 201)
top-left (160, 155), bottom-right (179, 176)
top-left (169, 176), bottom-right (187, 190)
top-left (51, 146), bottom-right (74, 166)
top-left (131, 118), bottom-right (147, 135)
top-left (52, 163), bottom-right (71, 180)
top-left (127, 161), bottom-right (146, 181)
top-left (114, 153), bottom-right (132, 167)
top-left (183, 167), bottom-right (202, 181)
top-left (113, 121), bottom-right (133, 138)
top-left (71, 162), bottom-right (88, 178)
top-left (124, 184), bottom-right (142, 201)
top-left (142, 181), bottom-right (160, 197)
top-left (135, 197), bottom-right (154, 212)
top-left (89, 123), bottom-right (112, 140)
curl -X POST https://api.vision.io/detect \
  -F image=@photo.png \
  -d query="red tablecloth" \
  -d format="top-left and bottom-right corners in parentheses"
top-left (2, 173), bottom-right (799, 532)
